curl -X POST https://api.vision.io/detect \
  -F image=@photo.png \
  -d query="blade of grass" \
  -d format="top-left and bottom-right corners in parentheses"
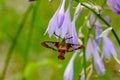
top-left (0, 5), bottom-right (32, 80)
top-left (22, 1), bottom-right (40, 80)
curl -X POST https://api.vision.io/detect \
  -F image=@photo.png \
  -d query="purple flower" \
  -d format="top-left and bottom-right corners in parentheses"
top-left (107, 0), bottom-right (120, 14)
top-left (94, 26), bottom-right (102, 45)
top-left (87, 15), bottom-right (115, 75)
top-left (67, 3), bottom-right (83, 44)
top-left (45, 1), bottom-right (83, 40)
top-left (90, 13), bottom-right (111, 45)
top-left (90, 13), bottom-right (111, 27)
top-left (55, 0), bottom-right (72, 37)
top-left (86, 36), bottom-right (105, 75)
top-left (60, 2), bottom-right (72, 38)
top-left (69, 20), bottom-right (78, 44)
top-left (29, 0), bottom-right (35, 2)
top-left (102, 37), bottom-right (117, 61)
top-left (93, 50), bottom-right (105, 75)
top-left (99, 27), bottom-right (117, 61)
top-left (64, 4), bottom-right (84, 80)
top-left (45, 0), bottom-right (67, 37)
top-left (58, 0), bottom-right (65, 27)
top-left (45, 0), bottom-right (62, 37)
top-left (64, 51), bottom-right (78, 80)
top-left (104, 16), bottom-right (111, 23)
top-left (86, 36), bottom-right (95, 60)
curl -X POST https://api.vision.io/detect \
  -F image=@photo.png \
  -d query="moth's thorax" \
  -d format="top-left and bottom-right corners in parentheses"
top-left (60, 39), bottom-right (66, 46)
top-left (58, 45), bottom-right (66, 50)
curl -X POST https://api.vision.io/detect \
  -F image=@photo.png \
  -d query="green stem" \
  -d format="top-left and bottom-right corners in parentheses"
top-left (81, 3), bottom-right (120, 46)
top-left (82, 38), bottom-right (87, 80)
top-left (0, 5), bottom-right (32, 80)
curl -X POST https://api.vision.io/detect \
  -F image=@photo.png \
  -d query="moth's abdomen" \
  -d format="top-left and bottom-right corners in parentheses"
top-left (58, 50), bottom-right (65, 60)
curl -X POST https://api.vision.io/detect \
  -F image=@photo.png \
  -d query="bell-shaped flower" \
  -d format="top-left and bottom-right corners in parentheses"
top-left (60, 9), bottom-right (71, 38)
top-left (67, 3), bottom-right (83, 44)
top-left (102, 37), bottom-right (117, 61)
top-left (69, 21), bottom-right (78, 44)
top-left (93, 50), bottom-right (105, 75)
top-left (90, 13), bottom-right (111, 27)
top-left (60, 1), bottom-right (72, 38)
top-left (58, 0), bottom-right (66, 27)
top-left (107, 0), bottom-right (120, 14)
top-left (94, 25), bottom-right (102, 45)
top-left (86, 36), bottom-right (94, 60)
top-left (93, 15), bottom-right (111, 41)
top-left (99, 27), bottom-right (117, 61)
top-left (54, 0), bottom-right (73, 37)
top-left (90, 13), bottom-right (111, 45)
top-left (86, 36), bottom-right (105, 75)
top-left (64, 51), bottom-right (78, 80)
top-left (89, 13), bottom-right (100, 27)
top-left (64, 4), bottom-right (84, 80)
top-left (45, 0), bottom-right (62, 37)
top-left (45, 0), bottom-right (66, 37)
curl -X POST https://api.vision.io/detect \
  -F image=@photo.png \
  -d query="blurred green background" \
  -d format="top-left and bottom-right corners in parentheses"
top-left (0, 0), bottom-right (120, 80)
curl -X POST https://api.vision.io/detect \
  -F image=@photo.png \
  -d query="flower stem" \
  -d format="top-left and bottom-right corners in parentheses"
top-left (82, 38), bottom-right (87, 80)
top-left (81, 3), bottom-right (120, 46)
top-left (0, 5), bottom-right (32, 80)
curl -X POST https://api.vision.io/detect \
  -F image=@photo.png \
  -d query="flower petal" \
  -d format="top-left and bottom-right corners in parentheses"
top-left (86, 36), bottom-right (94, 60)
top-left (107, 0), bottom-right (120, 14)
top-left (61, 5), bottom-right (71, 38)
top-left (64, 51), bottom-right (78, 80)
top-left (58, 0), bottom-right (65, 27)
top-left (94, 26), bottom-right (102, 45)
top-left (102, 37), bottom-right (117, 61)
top-left (67, 3), bottom-right (83, 44)
top-left (94, 54), bottom-right (105, 75)
top-left (45, 3), bottom-right (61, 37)
top-left (93, 49), bottom-right (105, 75)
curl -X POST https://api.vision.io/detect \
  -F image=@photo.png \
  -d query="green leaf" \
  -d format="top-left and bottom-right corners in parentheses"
top-left (24, 59), bottom-right (62, 80)
top-left (74, 0), bottom-right (79, 2)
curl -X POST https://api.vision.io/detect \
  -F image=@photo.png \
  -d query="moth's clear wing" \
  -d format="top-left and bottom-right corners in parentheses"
top-left (41, 41), bottom-right (59, 51)
top-left (41, 41), bottom-right (85, 52)
top-left (66, 43), bottom-right (85, 52)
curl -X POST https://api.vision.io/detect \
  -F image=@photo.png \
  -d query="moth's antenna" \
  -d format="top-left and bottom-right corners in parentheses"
top-left (54, 33), bottom-right (73, 40)
top-left (54, 33), bottom-right (62, 39)
top-left (65, 37), bottom-right (73, 40)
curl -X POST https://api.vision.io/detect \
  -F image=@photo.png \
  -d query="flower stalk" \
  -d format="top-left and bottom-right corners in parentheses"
top-left (82, 38), bottom-right (87, 80)
top-left (81, 2), bottom-right (120, 46)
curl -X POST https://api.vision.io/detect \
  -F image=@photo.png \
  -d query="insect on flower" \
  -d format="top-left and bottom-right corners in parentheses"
top-left (41, 34), bottom-right (85, 60)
